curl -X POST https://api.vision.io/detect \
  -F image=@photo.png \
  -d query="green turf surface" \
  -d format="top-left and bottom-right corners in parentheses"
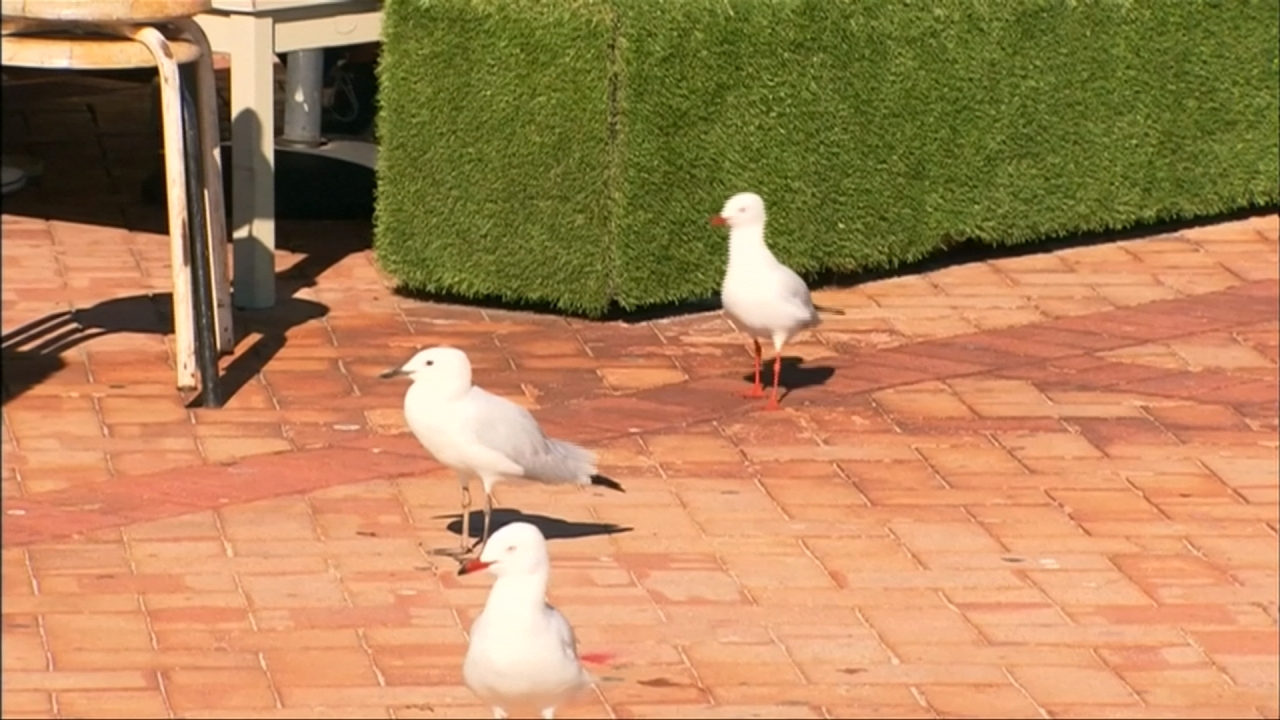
top-left (376, 0), bottom-right (1280, 316)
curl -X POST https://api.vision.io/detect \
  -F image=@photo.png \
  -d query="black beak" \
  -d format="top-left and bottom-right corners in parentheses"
top-left (379, 367), bottom-right (406, 380)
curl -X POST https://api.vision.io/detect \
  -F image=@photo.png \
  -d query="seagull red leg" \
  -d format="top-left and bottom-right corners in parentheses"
top-left (742, 338), bottom-right (766, 399)
top-left (763, 352), bottom-right (783, 411)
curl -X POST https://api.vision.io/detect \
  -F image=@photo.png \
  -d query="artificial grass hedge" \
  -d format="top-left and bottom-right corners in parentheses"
top-left (375, 0), bottom-right (1280, 316)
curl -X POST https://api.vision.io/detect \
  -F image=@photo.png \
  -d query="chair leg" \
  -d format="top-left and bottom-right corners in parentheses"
top-left (174, 18), bottom-right (234, 356)
top-left (128, 25), bottom-right (198, 391)
top-left (179, 60), bottom-right (224, 409)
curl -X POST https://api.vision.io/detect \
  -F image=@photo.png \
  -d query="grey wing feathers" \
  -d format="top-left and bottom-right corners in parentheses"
top-left (548, 603), bottom-right (583, 664)
top-left (526, 438), bottom-right (598, 484)
top-left (778, 264), bottom-right (821, 325)
top-left (468, 388), bottom-right (597, 483)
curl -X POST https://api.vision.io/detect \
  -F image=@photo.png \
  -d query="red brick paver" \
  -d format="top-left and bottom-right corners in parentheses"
top-left (2, 71), bottom-right (1278, 719)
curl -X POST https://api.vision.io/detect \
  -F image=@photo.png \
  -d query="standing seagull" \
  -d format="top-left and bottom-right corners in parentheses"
top-left (380, 346), bottom-right (623, 557)
top-left (459, 522), bottom-right (610, 719)
top-left (712, 191), bottom-right (844, 410)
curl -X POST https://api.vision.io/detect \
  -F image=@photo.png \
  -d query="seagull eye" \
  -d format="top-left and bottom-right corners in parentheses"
top-left (506, 545), bottom-right (517, 553)
top-left (425, 360), bottom-right (434, 367)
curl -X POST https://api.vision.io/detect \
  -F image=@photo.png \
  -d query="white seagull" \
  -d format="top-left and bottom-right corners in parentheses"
top-left (380, 346), bottom-right (623, 557)
top-left (458, 521), bottom-right (610, 719)
top-left (712, 191), bottom-right (844, 410)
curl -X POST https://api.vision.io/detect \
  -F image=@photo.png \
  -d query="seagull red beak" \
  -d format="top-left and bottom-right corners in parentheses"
top-left (579, 651), bottom-right (615, 666)
top-left (457, 559), bottom-right (493, 576)
top-left (710, 214), bottom-right (727, 227)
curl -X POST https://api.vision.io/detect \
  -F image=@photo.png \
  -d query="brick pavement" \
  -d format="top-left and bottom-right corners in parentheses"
top-left (2, 71), bottom-right (1278, 718)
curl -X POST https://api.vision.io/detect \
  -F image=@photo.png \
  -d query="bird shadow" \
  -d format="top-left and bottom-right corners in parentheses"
top-left (740, 356), bottom-right (836, 399)
top-left (433, 508), bottom-right (633, 542)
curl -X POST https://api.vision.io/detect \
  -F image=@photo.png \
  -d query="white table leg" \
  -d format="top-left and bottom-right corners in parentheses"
top-left (227, 13), bottom-right (277, 310)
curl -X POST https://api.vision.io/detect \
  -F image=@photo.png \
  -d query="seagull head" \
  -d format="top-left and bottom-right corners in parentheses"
top-left (710, 192), bottom-right (767, 230)
top-left (378, 345), bottom-right (473, 394)
top-left (457, 521), bottom-right (550, 578)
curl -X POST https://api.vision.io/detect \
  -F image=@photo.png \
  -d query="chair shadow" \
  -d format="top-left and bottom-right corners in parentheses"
top-left (434, 507), bottom-right (633, 543)
top-left (3, 94), bottom-right (374, 407)
top-left (739, 356), bottom-right (836, 399)
top-left (1, 294), bottom-right (329, 407)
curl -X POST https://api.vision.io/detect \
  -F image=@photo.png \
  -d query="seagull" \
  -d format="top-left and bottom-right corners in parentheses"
top-left (712, 191), bottom-right (844, 410)
top-left (458, 522), bottom-right (611, 719)
top-left (380, 346), bottom-right (623, 558)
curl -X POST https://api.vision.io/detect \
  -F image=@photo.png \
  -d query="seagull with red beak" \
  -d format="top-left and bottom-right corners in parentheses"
top-left (712, 192), bottom-right (843, 410)
top-left (380, 346), bottom-right (624, 559)
top-left (458, 522), bottom-right (611, 719)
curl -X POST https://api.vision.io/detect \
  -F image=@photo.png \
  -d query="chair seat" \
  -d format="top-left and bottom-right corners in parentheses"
top-left (1, 0), bottom-right (211, 24)
top-left (1, 30), bottom-right (202, 70)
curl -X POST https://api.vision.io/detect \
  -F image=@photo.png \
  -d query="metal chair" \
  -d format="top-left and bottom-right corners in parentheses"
top-left (2, 0), bottom-right (234, 406)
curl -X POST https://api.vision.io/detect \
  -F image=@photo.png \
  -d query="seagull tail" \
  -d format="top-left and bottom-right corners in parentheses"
top-left (589, 474), bottom-right (625, 493)
top-left (525, 438), bottom-right (602, 486)
top-left (813, 304), bottom-right (846, 316)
